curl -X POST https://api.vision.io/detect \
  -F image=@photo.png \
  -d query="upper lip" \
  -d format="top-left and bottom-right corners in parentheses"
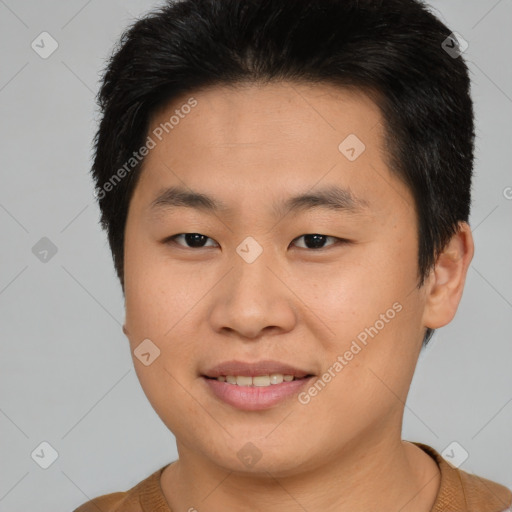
top-left (202, 360), bottom-right (314, 378)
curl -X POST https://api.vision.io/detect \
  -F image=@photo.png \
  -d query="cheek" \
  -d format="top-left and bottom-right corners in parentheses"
top-left (131, 358), bottom-right (201, 447)
top-left (124, 238), bottom-right (199, 336)
top-left (309, 255), bottom-right (409, 337)
top-left (123, 241), bottom-right (206, 389)
top-left (309, 245), bottom-right (423, 395)
top-left (302, 306), bottom-right (422, 441)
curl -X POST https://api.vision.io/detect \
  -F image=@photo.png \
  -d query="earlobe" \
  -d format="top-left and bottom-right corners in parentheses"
top-left (422, 222), bottom-right (474, 330)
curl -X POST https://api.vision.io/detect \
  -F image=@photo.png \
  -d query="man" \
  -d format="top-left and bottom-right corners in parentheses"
top-left (76, 0), bottom-right (512, 510)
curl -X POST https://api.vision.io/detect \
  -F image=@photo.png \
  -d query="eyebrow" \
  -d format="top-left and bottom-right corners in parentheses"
top-left (148, 184), bottom-right (370, 218)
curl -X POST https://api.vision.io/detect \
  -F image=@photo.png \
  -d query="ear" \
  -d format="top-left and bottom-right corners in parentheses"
top-left (421, 221), bottom-right (474, 330)
top-left (122, 324), bottom-right (129, 336)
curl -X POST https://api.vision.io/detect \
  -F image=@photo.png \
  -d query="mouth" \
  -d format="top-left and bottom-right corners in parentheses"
top-left (201, 360), bottom-right (316, 410)
top-left (203, 373), bottom-right (314, 387)
top-left (202, 359), bottom-right (314, 379)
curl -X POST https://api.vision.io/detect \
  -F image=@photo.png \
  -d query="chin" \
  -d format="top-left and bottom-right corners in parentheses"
top-left (205, 436), bottom-right (316, 478)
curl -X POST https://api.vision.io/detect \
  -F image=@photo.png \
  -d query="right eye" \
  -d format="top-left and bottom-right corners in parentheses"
top-left (163, 233), bottom-right (219, 249)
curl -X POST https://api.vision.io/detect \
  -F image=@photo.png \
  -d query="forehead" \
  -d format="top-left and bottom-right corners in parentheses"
top-left (149, 81), bottom-right (384, 150)
top-left (132, 81), bottom-right (413, 220)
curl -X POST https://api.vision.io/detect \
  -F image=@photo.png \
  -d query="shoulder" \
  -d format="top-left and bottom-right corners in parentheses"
top-left (413, 442), bottom-right (512, 512)
top-left (73, 491), bottom-right (130, 512)
top-left (456, 468), bottom-right (512, 511)
top-left (72, 465), bottom-right (171, 512)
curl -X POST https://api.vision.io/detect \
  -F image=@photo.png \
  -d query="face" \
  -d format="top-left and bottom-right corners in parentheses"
top-left (123, 82), bottom-right (432, 475)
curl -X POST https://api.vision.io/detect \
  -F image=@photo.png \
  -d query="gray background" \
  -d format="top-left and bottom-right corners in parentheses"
top-left (0, 1), bottom-right (511, 510)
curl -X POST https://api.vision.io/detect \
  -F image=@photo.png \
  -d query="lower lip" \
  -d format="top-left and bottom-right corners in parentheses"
top-left (202, 376), bottom-right (314, 411)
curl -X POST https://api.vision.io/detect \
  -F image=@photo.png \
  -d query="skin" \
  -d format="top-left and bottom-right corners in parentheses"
top-left (122, 82), bottom-right (474, 512)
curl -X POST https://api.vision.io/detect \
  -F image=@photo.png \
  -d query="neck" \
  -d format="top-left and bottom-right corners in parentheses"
top-left (161, 435), bottom-right (440, 512)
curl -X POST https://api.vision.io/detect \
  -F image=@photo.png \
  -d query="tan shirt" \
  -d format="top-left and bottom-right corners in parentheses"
top-left (73, 442), bottom-right (512, 512)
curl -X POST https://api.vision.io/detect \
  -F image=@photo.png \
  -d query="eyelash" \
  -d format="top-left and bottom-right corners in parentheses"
top-left (164, 233), bottom-right (350, 251)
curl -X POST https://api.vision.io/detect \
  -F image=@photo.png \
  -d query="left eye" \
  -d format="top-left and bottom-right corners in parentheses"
top-left (291, 234), bottom-right (341, 249)
top-left (165, 233), bottom-right (345, 250)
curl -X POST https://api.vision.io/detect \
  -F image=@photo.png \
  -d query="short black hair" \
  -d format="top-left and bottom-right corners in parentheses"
top-left (91, 0), bottom-right (475, 347)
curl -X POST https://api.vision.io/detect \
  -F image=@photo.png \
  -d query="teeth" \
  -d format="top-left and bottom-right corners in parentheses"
top-left (236, 376), bottom-right (253, 386)
top-left (269, 374), bottom-right (283, 385)
top-left (216, 373), bottom-right (298, 387)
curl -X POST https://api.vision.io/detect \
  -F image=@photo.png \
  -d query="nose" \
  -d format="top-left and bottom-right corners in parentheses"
top-left (209, 248), bottom-right (297, 340)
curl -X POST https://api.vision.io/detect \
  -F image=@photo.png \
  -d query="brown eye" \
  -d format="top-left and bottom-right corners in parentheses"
top-left (166, 233), bottom-right (218, 248)
top-left (164, 233), bottom-right (349, 251)
top-left (291, 234), bottom-right (346, 250)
